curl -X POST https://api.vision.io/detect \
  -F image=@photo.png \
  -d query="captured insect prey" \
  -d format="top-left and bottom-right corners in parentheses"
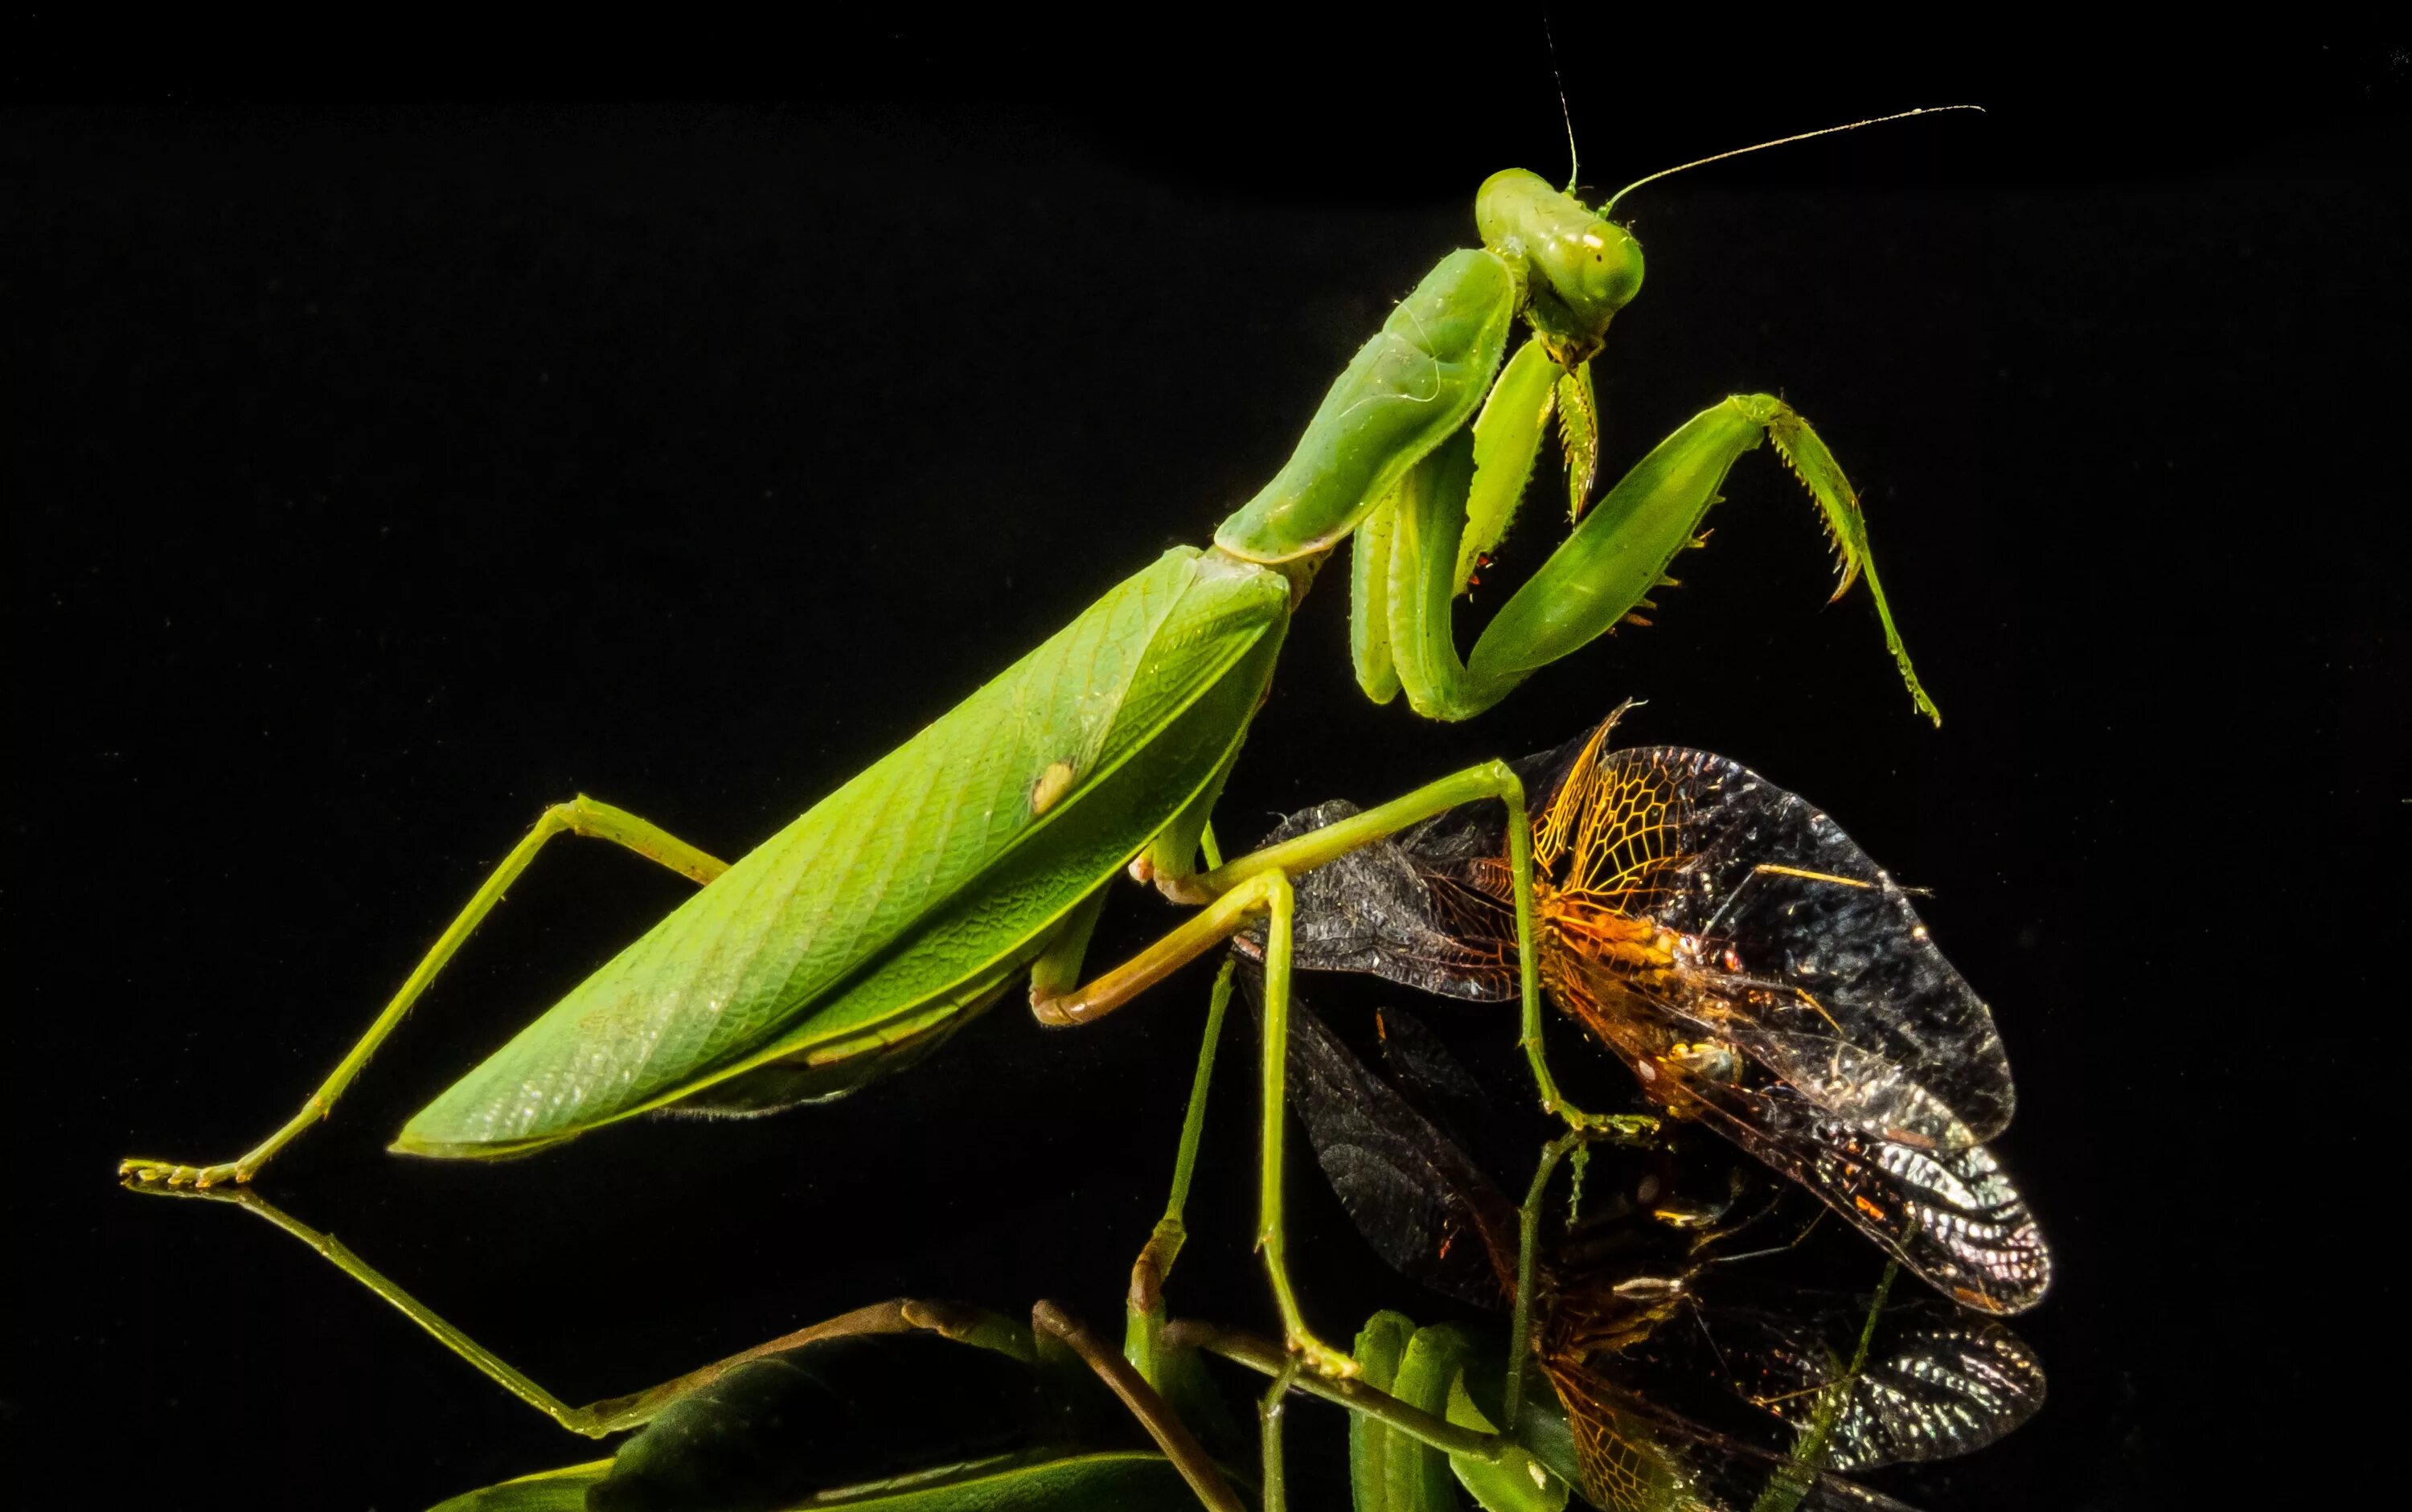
top-left (1249, 972), bottom-right (2045, 1511)
top-left (1240, 706), bottom-right (2051, 1316)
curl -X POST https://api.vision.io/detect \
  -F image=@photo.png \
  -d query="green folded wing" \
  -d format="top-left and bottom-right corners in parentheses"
top-left (399, 547), bottom-right (1289, 1156)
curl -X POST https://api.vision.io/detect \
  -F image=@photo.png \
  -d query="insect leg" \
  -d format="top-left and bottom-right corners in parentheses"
top-left (1126, 961), bottom-right (1234, 1387)
top-left (1028, 871), bottom-right (1356, 1376)
top-left (1032, 1301), bottom-right (1246, 1512)
top-left (1183, 762), bottom-right (1651, 1145)
top-left (118, 796), bottom-right (727, 1188)
top-left (123, 1181), bottom-right (927, 1437)
top-left (1260, 1350), bottom-right (1306, 1512)
top-left (1044, 760), bottom-right (1663, 1383)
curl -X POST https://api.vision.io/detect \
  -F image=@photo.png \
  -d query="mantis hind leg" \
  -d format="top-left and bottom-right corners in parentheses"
top-left (118, 797), bottom-right (727, 1188)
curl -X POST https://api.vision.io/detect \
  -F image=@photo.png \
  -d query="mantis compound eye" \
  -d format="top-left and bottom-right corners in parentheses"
top-left (1555, 215), bottom-right (1643, 323)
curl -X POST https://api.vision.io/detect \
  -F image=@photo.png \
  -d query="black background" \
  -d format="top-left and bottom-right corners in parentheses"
top-left (8, 23), bottom-right (2404, 1511)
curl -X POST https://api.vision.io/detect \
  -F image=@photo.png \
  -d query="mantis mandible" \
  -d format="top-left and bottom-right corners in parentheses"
top-left (121, 114), bottom-right (1958, 1379)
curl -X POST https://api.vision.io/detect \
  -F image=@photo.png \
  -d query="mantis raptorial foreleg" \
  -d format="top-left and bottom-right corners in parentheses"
top-left (118, 797), bottom-right (728, 1189)
top-left (1357, 392), bottom-right (1938, 724)
top-left (1029, 763), bottom-right (1651, 1381)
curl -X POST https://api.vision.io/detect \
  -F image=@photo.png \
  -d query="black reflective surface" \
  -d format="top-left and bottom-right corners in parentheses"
top-left (10, 30), bottom-right (2402, 1510)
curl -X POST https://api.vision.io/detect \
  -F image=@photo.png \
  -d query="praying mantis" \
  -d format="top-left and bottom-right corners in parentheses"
top-left (119, 112), bottom-right (1969, 1391)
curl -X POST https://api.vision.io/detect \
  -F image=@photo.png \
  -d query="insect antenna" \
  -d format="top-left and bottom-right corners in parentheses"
top-left (1602, 105), bottom-right (1983, 215)
top-left (1544, 17), bottom-right (1581, 192)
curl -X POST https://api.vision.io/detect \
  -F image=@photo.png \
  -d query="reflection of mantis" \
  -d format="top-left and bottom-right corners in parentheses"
top-left (134, 969), bottom-right (1540, 1511)
top-left (122, 119), bottom-right (1958, 1379)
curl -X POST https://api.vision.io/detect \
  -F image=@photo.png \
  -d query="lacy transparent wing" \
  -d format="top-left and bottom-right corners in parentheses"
top-left (1758, 1311), bottom-right (2044, 1472)
top-left (1249, 801), bottom-right (1516, 1001)
top-left (1623, 1293), bottom-right (2044, 1473)
top-left (1372, 1000), bottom-right (1494, 1117)
top-left (1676, 1077), bottom-right (2050, 1314)
top-left (1579, 744), bottom-right (2016, 1151)
top-left (1243, 969), bottom-right (1518, 1307)
top-left (1270, 727), bottom-right (2016, 1153)
top-left (1547, 1364), bottom-right (1930, 1512)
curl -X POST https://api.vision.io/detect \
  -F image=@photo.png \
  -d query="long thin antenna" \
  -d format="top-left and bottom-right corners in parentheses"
top-left (1602, 104), bottom-right (1982, 215)
top-left (1544, 18), bottom-right (1578, 191)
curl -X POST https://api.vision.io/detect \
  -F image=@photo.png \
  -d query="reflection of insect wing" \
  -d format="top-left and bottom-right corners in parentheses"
top-left (1548, 1361), bottom-right (1929, 1512)
top-left (1805, 1316), bottom-right (2045, 1471)
top-left (1547, 1365), bottom-right (1700, 1512)
top-left (1374, 1001), bottom-right (1492, 1112)
top-left (1632, 1296), bottom-right (2045, 1473)
top-left (1685, 1080), bottom-right (2049, 1314)
top-left (1241, 969), bottom-right (1520, 1307)
top-left (1613, 745), bottom-right (2016, 1151)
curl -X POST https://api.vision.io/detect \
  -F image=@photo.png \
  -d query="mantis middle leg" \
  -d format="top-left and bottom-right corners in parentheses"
top-left (1028, 764), bottom-right (1651, 1379)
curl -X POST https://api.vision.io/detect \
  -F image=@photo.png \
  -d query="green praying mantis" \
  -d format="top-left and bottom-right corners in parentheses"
top-left (121, 112), bottom-right (1965, 1382)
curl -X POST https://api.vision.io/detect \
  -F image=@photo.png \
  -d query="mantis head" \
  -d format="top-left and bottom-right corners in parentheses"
top-left (1475, 168), bottom-right (1643, 367)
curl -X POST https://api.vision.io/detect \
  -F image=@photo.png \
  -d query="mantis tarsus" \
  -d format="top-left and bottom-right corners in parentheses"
top-left (121, 117), bottom-right (1963, 1383)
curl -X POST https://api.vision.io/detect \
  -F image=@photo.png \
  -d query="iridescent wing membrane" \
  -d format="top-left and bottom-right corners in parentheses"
top-left (1620, 1297), bottom-right (2045, 1474)
top-left (1534, 735), bottom-right (2011, 1153)
top-left (1256, 713), bottom-right (2050, 1313)
top-left (1257, 798), bottom-right (1521, 1003)
top-left (1259, 981), bottom-right (2040, 1511)
top-left (1270, 977), bottom-right (1520, 1309)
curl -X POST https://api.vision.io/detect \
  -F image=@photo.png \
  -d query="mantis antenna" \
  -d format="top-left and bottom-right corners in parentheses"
top-left (1543, 18), bottom-right (1580, 192)
top-left (1602, 104), bottom-right (1984, 215)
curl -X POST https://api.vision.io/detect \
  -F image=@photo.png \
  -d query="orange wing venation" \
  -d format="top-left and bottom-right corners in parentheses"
top-left (1529, 722), bottom-right (2015, 1156)
top-left (1532, 719), bottom-right (1695, 920)
top-left (1261, 706), bottom-right (2051, 1314)
top-left (1544, 1358), bottom-right (1931, 1512)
